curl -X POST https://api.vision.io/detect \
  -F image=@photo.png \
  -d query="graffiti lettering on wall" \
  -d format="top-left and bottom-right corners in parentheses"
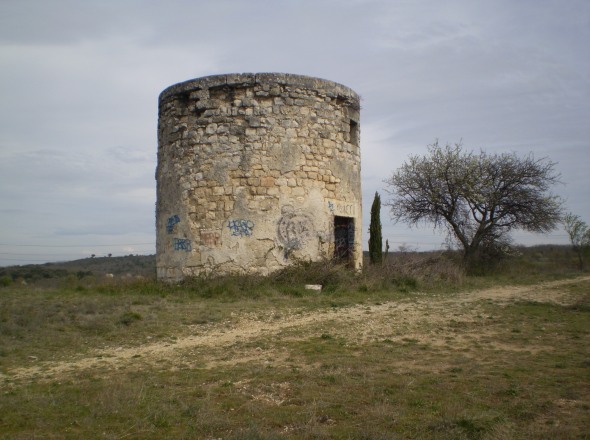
top-left (166, 215), bottom-right (181, 234)
top-left (173, 238), bottom-right (192, 252)
top-left (277, 205), bottom-right (314, 258)
top-left (200, 229), bottom-right (222, 247)
top-left (227, 219), bottom-right (255, 237)
top-left (327, 199), bottom-right (355, 217)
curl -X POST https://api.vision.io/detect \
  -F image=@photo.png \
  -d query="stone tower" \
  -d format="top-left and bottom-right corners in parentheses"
top-left (156, 73), bottom-right (361, 281)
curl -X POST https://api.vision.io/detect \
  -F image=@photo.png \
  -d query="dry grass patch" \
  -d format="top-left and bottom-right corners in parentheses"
top-left (0, 266), bottom-right (588, 438)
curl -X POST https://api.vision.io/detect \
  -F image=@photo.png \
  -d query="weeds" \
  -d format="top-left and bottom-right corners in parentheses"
top-left (0, 250), bottom-right (588, 438)
top-left (118, 311), bottom-right (143, 326)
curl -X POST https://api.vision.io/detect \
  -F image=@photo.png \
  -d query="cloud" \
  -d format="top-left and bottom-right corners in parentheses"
top-left (0, 0), bottom-right (148, 45)
top-left (0, 0), bottom-right (588, 266)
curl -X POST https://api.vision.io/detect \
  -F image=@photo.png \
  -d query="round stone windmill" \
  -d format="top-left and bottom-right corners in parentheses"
top-left (156, 73), bottom-right (361, 281)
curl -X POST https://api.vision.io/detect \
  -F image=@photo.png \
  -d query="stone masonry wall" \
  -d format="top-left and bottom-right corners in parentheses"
top-left (156, 73), bottom-right (362, 281)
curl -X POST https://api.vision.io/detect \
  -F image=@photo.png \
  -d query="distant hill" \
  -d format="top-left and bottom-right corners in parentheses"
top-left (0, 255), bottom-right (156, 282)
top-left (1, 244), bottom-right (574, 284)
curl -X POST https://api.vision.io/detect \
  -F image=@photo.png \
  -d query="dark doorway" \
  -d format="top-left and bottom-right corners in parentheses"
top-left (334, 216), bottom-right (354, 264)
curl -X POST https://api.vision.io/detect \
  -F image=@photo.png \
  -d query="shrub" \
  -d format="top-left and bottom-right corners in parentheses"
top-left (118, 311), bottom-right (143, 326)
top-left (0, 276), bottom-right (12, 287)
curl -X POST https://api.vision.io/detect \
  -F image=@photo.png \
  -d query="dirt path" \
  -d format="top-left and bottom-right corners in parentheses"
top-left (4, 276), bottom-right (589, 385)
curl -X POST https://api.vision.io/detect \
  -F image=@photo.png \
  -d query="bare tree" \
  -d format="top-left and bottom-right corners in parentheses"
top-left (384, 141), bottom-right (562, 266)
top-left (563, 213), bottom-right (590, 270)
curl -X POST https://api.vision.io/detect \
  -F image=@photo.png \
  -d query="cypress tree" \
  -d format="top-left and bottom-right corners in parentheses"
top-left (369, 192), bottom-right (383, 264)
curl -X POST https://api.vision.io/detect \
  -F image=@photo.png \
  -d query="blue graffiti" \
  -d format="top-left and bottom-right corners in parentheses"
top-left (173, 238), bottom-right (192, 252)
top-left (327, 201), bottom-right (335, 212)
top-left (167, 215), bottom-right (180, 234)
top-left (227, 219), bottom-right (255, 237)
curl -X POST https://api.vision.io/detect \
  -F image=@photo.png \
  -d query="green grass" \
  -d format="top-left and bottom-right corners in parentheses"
top-left (0, 254), bottom-right (588, 439)
top-left (2, 289), bottom-right (588, 439)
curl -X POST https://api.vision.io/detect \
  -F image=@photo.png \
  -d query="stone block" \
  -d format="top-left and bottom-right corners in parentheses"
top-left (292, 186), bottom-right (305, 196)
top-left (260, 176), bottom-right (275, 187)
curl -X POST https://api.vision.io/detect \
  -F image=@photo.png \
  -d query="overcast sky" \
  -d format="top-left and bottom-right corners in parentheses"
top-left (1, 0), bottom-right (589, 266)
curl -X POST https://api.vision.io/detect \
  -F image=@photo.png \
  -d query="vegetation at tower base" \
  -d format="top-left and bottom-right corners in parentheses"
top-left (384, 141), bottom-right (563, 270)
top-left (368, 191), bottom-right (383, 264)
top-left (563, 212), bottom-right (590, 270)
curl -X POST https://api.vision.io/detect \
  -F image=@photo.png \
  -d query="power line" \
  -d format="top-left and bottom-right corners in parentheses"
top-left (0, 254), bottom-right (154, 263)
top-left (0, 253), bottom-right (155, 258)
top-left (0, 242), bottom-right (154, 248)
top-left (0, 257), bottom-right (81, 262)
top-left (0, 252), bottom-right (97, 256)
